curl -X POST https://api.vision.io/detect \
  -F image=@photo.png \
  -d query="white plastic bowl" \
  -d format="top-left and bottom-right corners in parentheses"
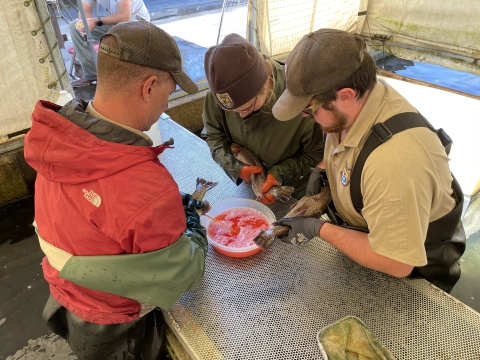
top-left (201, 198), bottom-right (276, 257)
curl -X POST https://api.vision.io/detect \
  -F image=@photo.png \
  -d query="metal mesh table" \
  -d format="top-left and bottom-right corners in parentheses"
top-left (159, 118), bottom-right (480, 360)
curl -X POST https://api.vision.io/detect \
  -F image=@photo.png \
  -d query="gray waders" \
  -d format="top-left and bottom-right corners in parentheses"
top-left (43, 294), bottom-right (167, 360)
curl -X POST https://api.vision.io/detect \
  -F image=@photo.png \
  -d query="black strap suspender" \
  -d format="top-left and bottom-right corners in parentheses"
top-left (350, 112), bottom-right (453, 212)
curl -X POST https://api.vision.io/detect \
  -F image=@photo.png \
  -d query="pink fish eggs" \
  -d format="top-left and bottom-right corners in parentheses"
top-left (207, 207), bottom-right (270, 248)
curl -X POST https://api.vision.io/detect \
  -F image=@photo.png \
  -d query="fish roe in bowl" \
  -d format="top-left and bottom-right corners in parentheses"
top-left (200, 198), bottom-right (276, 257)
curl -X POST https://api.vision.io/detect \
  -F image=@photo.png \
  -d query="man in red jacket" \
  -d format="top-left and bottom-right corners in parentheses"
top-left (24, 21), bottom-right (207, 360)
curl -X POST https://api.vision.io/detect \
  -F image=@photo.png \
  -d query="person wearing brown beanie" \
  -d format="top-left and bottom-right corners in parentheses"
top-left (202, 33), bottom-right (324, 203)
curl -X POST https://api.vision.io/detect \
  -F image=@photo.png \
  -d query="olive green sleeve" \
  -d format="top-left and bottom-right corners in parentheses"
top-left (202, 91), bottom-right (244, 184)
top-left (268, 120), bottom-right (324, 185)
top-left (58, 233), bottom-right (207, 310)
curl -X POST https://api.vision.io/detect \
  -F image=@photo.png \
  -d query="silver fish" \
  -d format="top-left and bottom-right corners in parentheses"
top-left (253, 185), bottom-right (332, 248)
top-left (231, 143), bottom-right (294, 202)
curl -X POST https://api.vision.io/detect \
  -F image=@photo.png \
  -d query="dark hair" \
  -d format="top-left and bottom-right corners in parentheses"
top-left (314, 50), bottom-right (378, 107)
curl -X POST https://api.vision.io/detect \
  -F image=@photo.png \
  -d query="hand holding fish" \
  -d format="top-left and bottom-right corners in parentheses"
top-left (276, 216), bottom-right (328, 245)
top-left (239, 165), bottom-right (263, 183)
top-left (253, 184), bottom-right (332, 249)
top-left (181, 192), bottom-right (206, 214)
top-left (231, 143), bottom-right (294, 203)
top-left (190, 178), bottom-right (218, 215)
top-left (259, 174), bottom-right (279, 204)
top-left (306, 167), bottom-right (328, 196)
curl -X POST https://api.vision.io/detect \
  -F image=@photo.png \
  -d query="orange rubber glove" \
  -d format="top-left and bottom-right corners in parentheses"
top-left (259, 174), bottom-right (279, 204)
top-left (239, 165), bottom-right (263, 182)
top-left (259, 193), bottom-right (276, 204)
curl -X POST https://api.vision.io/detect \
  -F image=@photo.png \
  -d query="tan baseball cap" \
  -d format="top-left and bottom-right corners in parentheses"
top-left (99, 20), bottom-right (198, 94)
top-left (273, 29), bottom-right (365, 121)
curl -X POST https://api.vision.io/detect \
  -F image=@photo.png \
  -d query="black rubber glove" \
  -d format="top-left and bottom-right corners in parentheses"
top-left (181, 192), bottom-right (205, 214)
top-left (306, 168), bottom-right (328, 196)
top-left (180, 193), bottom-right (207, 252)
top-left (276, 216), bottom-right (327, 245)
top-left (180, 193), bottom-right (205, 229)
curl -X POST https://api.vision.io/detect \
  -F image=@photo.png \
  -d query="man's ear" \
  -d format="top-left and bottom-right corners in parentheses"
top-left (336, 88), bottom-right (356, 108)
top-left (142, 75), bottom-right (158, 102)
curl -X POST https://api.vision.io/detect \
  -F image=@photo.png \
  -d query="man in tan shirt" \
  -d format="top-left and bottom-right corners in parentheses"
top-left (272, 29), bottom-right (465, 293)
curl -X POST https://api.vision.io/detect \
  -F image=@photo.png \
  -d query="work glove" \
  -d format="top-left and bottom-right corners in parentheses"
top-left (276, 216), bottom-right (327, 245)
top-left (180, 192), bottom-right (208, 253)
top-left (306, 168), bottom-right (328, 196)
top-left (239, 165), bottom-right (263, 183)
top-left (181, 192), bottom-right (205, 213)
top-left (180, 192), bottom-right (205, 228)
top-left (259, 174), bottom-right (279, 204)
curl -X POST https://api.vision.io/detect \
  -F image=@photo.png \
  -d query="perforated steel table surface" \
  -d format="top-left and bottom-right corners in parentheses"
top-left (159, 118), bottom-right (480, 360)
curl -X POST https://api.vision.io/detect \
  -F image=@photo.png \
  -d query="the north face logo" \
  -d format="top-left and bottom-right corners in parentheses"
top-left (82, 189), bottom-right (102, 207)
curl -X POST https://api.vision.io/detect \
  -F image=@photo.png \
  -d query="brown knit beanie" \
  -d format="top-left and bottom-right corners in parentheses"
top-left (204, 34), bottom-right (268, 110)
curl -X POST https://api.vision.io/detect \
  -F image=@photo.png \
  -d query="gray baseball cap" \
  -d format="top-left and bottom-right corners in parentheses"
top-left (273, 29), bottom-right (365, 121)
top-left (99, 20), bottom-right (198, 94)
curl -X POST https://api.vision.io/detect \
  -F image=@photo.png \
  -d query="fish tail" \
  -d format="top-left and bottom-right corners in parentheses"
top-left (269, 186), bottom-right (295, 202)
top-left (196, 177), bottom-right (218, 192)
top-left (278, 186), bottom-right (295, 201)
top-left (192, 178), bottom-right (218, 202)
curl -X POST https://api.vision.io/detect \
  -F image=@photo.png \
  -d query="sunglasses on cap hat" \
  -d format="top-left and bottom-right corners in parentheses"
top-left (302, 100), bottom-right (324, 117)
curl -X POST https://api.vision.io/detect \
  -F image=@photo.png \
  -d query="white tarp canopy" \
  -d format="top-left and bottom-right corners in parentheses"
top-left (360, 0), bottom-right (480, 76)
top-left (0, 0), bottom-right (70, 136)
top-left (250, 0), bottom-right (366, 60)
top-left (250, 0), bottom-right (479, 75)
